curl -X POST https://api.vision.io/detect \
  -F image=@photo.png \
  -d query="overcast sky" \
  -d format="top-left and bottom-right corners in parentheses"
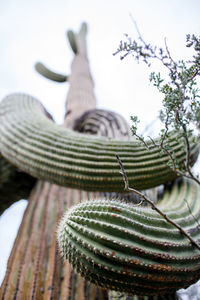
top-left (0, 0), bottom-right (200, 286)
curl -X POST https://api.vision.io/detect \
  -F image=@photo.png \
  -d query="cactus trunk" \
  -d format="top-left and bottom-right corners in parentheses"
top-left (0, 181), bottom-right (109, 299)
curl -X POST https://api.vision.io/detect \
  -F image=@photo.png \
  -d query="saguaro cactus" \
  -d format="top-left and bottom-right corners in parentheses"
top-left (0, 22), bottom-right (200, 299)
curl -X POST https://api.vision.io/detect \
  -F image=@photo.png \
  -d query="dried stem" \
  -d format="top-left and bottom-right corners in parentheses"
top-left (116, 154), bottom-right (200, 251)
top-left (140, 131), bottom-right (200, 186)
top-left (184, 198), bottom-right (200, 228)
top-left (181, 124), bottom-right (200, 185)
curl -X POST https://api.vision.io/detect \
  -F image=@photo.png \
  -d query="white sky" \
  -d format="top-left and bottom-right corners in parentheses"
top-left (0, 0), bottom-right (200, 287)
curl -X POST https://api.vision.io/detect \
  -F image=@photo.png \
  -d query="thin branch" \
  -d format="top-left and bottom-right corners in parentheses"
top-left (184, 198), bottom-right (200, 228)
top-left (148, 131), bottom-right (200, 186)
top-left (116, 154), bottom-right (129, 190)
top-left (134, 133), bottom-right (150, 149)
top-left (164, 37), bottom-right (175, 65)
top-left (147, 135), bottom-right (178, 172)
top-left (188, 65), bottom-right (200, 82)
top-left (182, 124), bottom-right (192, 170)
top-left (160, 113), bottom-right (170, 148)
top-left (116, 154), bottom-right (200, 251)
top-left (177, 116), bottom-right (200, 185)
top-left (129, 14), bottom-right (144, 44)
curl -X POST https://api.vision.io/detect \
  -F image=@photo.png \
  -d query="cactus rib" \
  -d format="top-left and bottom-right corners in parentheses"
top-left (0, 93), bottom-right (199, 192)
top-left (57, 178), bottom-right (200, 296)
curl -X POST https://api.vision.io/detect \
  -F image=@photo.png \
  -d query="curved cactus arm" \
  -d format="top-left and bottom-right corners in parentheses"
top-left (57, 178), bottom-right (200, 296)
top-left (0, 93), bottom-right (199, 192)
top-left (0, 99), bottom-right (54, 214)
top-left (67, 22), bottom-right (88, 57)
top-left (35, 62), bottom-right (68, 82)
top-left (67, 30), bottom-right (78, 54)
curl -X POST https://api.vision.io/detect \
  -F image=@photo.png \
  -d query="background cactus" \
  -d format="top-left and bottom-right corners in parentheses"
top-left (35, 62), bottom-right (68, 82)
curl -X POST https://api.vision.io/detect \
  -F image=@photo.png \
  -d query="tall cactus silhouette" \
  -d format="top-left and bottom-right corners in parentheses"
top-left (0, 22), bottom-right (200, 299)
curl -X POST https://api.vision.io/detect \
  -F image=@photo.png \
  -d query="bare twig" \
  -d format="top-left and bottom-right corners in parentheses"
top-left (164, 37), bottom-right (174, 64)
top-left (148, 135), bottom-right (178, 172)
top-left (134, 133), bottom-right (150, 149)
top-left (160, 113), bottom-right (170, 148)
top-left (116, 154), bottom-right (200, 250)
top-left (146, 131), bottom-right (200, 186)
top-left (176, 116), bottom-right (200, 185)
top-left (182, 130), bottom-right (200, 185)
top-left (129, 14), bottom-right (144, 43)
top-left (184, 198), bottom-right (200, 228)
top-left (116, 154), bottom-right (129, 190)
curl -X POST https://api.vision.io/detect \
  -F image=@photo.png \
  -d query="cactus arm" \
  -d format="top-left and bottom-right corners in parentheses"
top-left (35, 62), bottom-right (68, 82)
top-left (67, 22), bottom-right (88, 57)
top-left (0, 93), bottom-right (199, 192)
top-left (34, 22), bottom-right (88, 84)
top-left (0, 103), bottom-right (53, 214)
top-left (57, 178), bottom-right (200, 296)
top-left (34, 22), bottom-right (88, 83)
top-left (67, 30), bottom-right (78, 54)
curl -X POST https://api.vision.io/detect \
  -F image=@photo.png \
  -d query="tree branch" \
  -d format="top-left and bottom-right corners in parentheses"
top-left (116, 154), bottom-right (200, 251)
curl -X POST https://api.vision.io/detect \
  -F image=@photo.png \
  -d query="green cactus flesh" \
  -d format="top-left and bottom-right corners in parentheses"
top-left (67, 22), bottom-right (88, 55)
top-left (0, 94), bottom-right (199, 193)
top-left (35, 62), bottom-right (68, 82)
top-left (67, 30), bottom-right (78, 54)
top-left (57, 178), bottom-right (200, 296)
top-left (0, 154), bottom-right (16, 186)
top-left (0, 154), bottom-right (35, 214)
